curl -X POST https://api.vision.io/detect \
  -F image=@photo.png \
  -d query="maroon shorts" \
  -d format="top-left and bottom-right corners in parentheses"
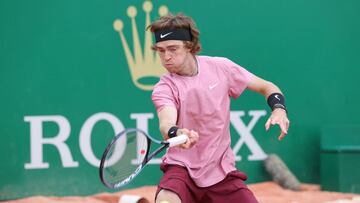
top-left (155, 164), bottom-right (259, 203)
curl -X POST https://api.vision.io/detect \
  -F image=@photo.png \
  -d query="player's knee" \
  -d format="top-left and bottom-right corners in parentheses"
top-left (156, 189), bottom-right (181, 203)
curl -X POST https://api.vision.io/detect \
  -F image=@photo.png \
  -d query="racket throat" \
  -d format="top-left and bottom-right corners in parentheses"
top-left (145, 144), bottom-right (168, 162)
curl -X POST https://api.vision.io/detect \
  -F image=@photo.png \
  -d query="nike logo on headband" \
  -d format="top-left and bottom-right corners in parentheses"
top-left (160, 32), bottom-right (173, 38)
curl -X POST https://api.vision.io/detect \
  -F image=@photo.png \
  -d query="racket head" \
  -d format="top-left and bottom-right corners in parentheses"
top-left (99, 128), bottom-right (152, 189)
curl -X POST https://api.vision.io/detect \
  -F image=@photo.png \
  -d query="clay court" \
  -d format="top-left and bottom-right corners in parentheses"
top-left (4, 182), bottom-right (360, 203)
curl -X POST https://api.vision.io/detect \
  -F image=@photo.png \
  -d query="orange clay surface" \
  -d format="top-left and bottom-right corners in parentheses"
top-left (3, 182), bottom-right (360, 203)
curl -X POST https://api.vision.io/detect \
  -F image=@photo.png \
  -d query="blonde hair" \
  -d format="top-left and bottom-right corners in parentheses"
top-left (147, 13), bottom-right (201, 54)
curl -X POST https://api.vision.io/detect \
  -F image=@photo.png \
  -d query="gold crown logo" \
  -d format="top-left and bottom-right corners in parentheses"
top-left (113, 1), bottom-right (169, 91)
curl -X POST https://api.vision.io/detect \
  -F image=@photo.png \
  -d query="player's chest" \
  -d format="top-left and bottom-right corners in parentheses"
top-left (177, 72), bottom-right (229, 106)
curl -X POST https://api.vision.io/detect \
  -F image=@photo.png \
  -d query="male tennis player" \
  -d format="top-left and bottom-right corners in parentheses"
top-left (148, 13), bottom-right (290, 203)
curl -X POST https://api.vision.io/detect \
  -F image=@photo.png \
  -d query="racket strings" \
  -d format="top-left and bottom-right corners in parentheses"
top-left (102, 130), bottom-right (149, 185)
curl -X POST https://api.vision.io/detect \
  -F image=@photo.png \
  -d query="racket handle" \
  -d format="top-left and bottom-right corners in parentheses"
top-left (167, 134), bottom-right (188, 147)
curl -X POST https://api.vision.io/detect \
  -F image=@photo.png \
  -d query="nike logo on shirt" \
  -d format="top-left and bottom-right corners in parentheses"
top-left (209, 82), bottom-right (219, 90)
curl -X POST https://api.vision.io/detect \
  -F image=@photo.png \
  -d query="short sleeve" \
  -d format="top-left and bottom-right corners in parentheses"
top-left (222, 58), bottom-right (253, 98)
top-left (151, 77), bottom-right (178, 112)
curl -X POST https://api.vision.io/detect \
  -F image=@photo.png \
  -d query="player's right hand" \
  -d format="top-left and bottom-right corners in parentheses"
top-left (177, 128), bottom-right (199, 149)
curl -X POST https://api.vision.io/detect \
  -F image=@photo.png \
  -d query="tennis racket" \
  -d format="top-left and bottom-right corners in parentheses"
top-left (99, 128), bottom-right (188, 189)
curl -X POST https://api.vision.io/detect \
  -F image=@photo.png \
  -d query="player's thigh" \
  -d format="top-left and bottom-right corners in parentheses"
top-left (156, 164), bottom-right (199, 203)
top-left (204, 171), bottom-right (259, 203)
top-left (156, 189), bottom-right (181, 203)
top-left (205, 186), bottom-right (258, 203)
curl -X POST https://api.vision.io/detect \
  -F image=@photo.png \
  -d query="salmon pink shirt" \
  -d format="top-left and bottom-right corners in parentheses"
top-left (152, 55), bottom-right (253, 187)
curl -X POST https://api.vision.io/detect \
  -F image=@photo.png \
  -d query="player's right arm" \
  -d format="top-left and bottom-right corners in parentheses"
top-left (158, 106), bottom-right (178, 140)
top-left (157, 106), bottom-right (199, 149)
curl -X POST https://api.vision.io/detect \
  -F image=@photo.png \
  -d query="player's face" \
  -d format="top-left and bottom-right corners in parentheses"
top-left (155, 40), bottom-right (192, 74)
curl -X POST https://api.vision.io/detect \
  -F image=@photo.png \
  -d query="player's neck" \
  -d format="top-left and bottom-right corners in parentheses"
top-left (179, 55), bottom-right (198, 77)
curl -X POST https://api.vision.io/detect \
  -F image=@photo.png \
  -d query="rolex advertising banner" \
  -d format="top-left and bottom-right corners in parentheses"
top-left (1, 0), bottom-right (360, 200)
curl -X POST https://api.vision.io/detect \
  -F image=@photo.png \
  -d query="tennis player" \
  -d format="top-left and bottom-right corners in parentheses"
top-left (148, 13), bottom-right (290, 203)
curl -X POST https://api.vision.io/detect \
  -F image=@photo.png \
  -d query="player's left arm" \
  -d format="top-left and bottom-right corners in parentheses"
top-left (246, 74), bottom-right (290, 140)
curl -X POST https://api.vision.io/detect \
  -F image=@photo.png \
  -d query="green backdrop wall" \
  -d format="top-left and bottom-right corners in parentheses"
top-left (1, 0), bottom-right (359, 200)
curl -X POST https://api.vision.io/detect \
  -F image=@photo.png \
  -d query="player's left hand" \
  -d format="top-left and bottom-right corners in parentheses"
top-left (177, 128), bottom-right (199, 149)
top-left (265, 108), bottom-right (290, 140)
